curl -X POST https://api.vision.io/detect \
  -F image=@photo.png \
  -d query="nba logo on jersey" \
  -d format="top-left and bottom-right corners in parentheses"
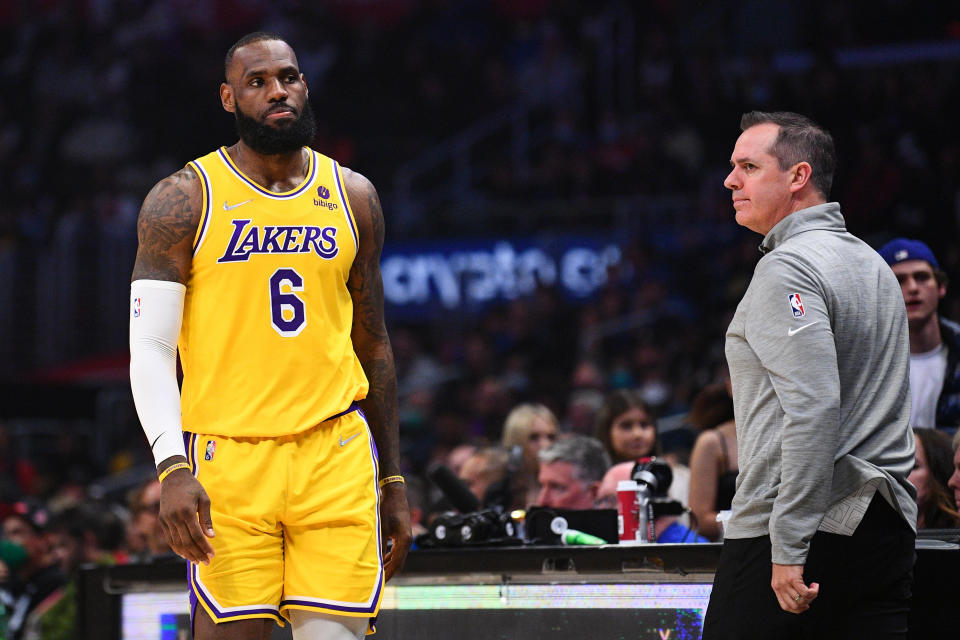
top-left (789, 293), bottom-right (805, 318)
top-left (133, 297), bottom-right (141, 317)
top-left (205, 440), bottom-right (216, 461)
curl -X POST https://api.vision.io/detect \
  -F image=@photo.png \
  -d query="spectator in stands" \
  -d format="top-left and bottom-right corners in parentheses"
top-left (564, 389), bottom-right (605, 435)
top-left (126, 479), bottom-right (171, 559)
top-left (442, 442), bottom-right (479, 478)
top-left (0, 501), bottom-right (67, 640)
top-left (500, 403), bottom-right (559, 507)
top-left (33, 503), bottom-right (127, 640)
top-left (879, 238), bottom-right (960, 432)
top-left (909, 428), bottom-right (959, 529)
top-left (596, 462), bottom-right (708, 543)
top-left (46, 502), bottom-right (128, 573)
top-left (458, 447), bottom-right (509, 507)
top-left (468, 376), bottom-right (515, 442)
top-left (594, 389), bottom-right (659, 463)
top-left (536, 435), bottom-right (610, 509)
top-left (569, 360), bottom-right (605, 392)
top-left (947, 430), bottom-right (960, 514)
top-left (687, 382), bottom-right (739, 540)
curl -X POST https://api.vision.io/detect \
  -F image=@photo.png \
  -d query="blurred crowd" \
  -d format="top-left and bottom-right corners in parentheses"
top-left (2, 1), bottom-right (960, 636)
top-left (1, 1), bottom-right (959, 245)
top-left (0, 478), bottom-right (171, 639)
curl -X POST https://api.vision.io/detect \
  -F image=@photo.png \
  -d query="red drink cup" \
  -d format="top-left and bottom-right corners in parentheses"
top-left (617, 480), bottom-right (641, 545)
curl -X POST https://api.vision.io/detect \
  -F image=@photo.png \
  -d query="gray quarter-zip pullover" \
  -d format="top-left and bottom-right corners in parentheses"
top-left (725, 202), bottom-right (917, 565)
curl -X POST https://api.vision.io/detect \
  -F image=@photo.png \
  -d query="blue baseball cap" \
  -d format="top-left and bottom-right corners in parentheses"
top-left (877, 238), bottom-right (939, 270)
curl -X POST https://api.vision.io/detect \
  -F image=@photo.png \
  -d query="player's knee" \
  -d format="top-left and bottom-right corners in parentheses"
top-left (289, 609), bottom-right (367, 640)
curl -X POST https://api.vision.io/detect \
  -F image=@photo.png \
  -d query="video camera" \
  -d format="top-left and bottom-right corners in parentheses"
top-left (422, 509), bottom-right (520, 548)
top-left (628, 457), bottom-right (685, 542)
top-left (417, 463), bottom-right (522, 548)
top-left (632, 456), bottom-right (673, 498)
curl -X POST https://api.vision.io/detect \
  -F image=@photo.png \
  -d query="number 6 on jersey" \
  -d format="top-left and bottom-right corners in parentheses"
top-left (269, 268), bottom-right (306, 337)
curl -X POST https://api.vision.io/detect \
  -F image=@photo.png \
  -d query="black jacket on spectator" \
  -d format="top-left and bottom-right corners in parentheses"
top-left (936, 317), bottom-right (960, 433)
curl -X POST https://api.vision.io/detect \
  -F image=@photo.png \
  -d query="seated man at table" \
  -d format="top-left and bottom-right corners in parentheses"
top-left (597, 461), bottom-right (709, 543)
top-left (536, 435), bottom-right (611, 509)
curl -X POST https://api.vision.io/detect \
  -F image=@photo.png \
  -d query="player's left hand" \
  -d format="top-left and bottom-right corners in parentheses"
top-left (379, 482), bottom-right (412, 582)
top-left (771, 563), bottom-right (819, 614)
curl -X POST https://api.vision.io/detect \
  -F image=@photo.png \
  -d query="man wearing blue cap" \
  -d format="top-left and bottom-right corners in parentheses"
top-left (879, 238), bottom-right (960, 433)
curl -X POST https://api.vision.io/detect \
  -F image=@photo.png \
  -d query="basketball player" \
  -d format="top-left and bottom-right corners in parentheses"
top-left (129, 32), bottom-right (411, 640)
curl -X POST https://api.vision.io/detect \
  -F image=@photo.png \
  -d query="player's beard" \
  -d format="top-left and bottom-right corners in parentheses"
top-left (235, 101), bottom-right (317, 155)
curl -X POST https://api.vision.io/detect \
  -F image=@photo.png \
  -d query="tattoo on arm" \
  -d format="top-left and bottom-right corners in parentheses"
top-left (348, 177), bottom-right (401, 476)
top-left (131, 167), bottom-right (201, 284)
top-left (348, 189), bottom-right (388, 340)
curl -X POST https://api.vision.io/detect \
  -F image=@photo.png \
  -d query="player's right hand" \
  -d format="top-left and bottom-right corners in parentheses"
top-left (159, 469), bottom-right (216, 565)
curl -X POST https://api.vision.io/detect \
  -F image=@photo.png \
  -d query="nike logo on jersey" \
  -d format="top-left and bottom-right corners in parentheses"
top-left (223, 199), bottom-right (253, 211)
top-left (339, 432), bottom-right (360, 447)
top-left (217, 219), bottom-right (340, 263)
top-left (787, 321), bottom-right (820, 336)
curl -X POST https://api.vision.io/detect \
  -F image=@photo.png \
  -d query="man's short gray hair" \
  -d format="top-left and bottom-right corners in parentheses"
top-left (740, 110), bottom-right (836, 199)
top-left (539, 435), bottom-right (611, 484)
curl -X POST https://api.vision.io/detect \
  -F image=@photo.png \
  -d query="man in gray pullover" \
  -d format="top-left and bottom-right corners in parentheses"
top-left (702, 112), bottom-right (917, 639)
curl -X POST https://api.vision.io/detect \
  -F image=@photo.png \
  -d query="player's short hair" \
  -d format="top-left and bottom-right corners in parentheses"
top-left (224, 31), bottom-right (289, 80)
top-left (539, 435), bottom-right (611, 485)
top-left (740, 111), bottom-right (836, 199)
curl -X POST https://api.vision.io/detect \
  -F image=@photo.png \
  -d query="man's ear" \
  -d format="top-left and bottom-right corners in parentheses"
top-left (220, 83), bottom-right (235, 113)
top-left (789, 161), bottom-right (813, 193)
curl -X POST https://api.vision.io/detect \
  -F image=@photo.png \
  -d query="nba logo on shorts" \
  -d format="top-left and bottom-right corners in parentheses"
top-left (133, 297), bottom-right (141, 317)
top-left (205, 440), bottom-right (216, 461)
top-left (789, 293), bottom-right (805, 318)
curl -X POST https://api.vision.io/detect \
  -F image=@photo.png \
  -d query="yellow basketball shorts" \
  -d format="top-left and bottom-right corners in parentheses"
top-left (184, 405), bottom-right (383, 625)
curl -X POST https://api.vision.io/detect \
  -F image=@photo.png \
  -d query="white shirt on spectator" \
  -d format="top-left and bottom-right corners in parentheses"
top-left (909, 344), bottom-right (947, 429)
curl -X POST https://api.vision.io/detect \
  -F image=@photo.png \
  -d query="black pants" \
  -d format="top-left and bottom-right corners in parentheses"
top-left (703, 495), bottom-right (915, 640)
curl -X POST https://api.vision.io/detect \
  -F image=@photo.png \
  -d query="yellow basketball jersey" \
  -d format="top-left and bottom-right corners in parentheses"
top-left (179, 147), bottom-right (368, 438)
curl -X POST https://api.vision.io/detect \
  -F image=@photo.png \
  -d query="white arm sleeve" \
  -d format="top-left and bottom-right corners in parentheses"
top-left (130, 279), bottom-right (188, 466)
